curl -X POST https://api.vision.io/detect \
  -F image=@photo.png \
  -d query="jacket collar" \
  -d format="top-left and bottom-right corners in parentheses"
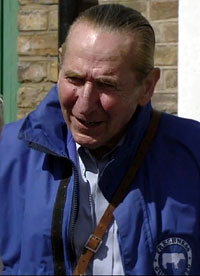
top-left (18, 85), bottom-right (69, 158)
top-left (97, 102), bottom-right (152, 201)
top-left (116, 102), bottom-right (152, 160)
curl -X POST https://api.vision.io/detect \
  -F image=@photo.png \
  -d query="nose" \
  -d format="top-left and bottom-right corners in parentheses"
top-left (76, 81), bottom-right (99, 115)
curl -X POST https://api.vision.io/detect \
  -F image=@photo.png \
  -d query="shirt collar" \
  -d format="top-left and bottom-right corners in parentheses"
top-left (76, 133), bottom-right (126, 165)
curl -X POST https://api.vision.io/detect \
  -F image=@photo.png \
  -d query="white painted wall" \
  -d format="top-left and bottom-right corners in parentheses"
top-left (178, 0), bottom-right (200, 121)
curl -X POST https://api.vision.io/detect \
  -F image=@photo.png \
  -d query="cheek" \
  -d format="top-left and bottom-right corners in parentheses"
top-left (101, 93), bottom-right (139, 126)
top-left (100, 94), bottom-right (132, 116)
top-left (58, 81), bottom-right (76, 108)
top-left (99, 94), bottom-right (119, 113)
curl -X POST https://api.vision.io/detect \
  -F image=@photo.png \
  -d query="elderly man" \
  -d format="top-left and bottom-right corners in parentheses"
top-left (0, 4), bottom-right (200, 276)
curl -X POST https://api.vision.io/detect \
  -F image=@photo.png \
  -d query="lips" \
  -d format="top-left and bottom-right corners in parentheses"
top-left (75, 117), bottom-right (102, 127)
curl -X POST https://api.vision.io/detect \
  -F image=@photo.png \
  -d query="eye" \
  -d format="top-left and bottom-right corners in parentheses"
top-left (66, 76), bottom-right (84, 86)
top-left (96, 80), bottom-right (116, 91)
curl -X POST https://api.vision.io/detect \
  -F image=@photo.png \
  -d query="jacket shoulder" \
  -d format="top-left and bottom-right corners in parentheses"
top-left (156, 112), bottom-right (200, 164)
top-left (160, 112), bottom-right (200, 143)
top-left (0, 119), bottom-right (32, 162)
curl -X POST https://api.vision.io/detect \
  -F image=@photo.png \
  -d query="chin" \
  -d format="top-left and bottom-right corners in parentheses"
top-left (74, 134), bottom-right (101, 149)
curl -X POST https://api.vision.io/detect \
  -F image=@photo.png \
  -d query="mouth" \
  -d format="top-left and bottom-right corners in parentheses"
top-left (76, 117), bottom-right (102, 127)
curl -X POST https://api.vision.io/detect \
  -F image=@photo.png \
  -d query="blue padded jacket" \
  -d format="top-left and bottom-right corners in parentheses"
top-left (0, 85), bottom-right (200, 275)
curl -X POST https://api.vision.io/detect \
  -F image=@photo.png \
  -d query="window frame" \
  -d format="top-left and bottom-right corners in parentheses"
top-left (1, 0), bottom-right (19, 123)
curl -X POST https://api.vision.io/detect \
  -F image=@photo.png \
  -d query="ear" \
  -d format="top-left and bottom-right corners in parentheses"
top-left (58, 47), bottom-right (63, 70)
top-left (58, 47), bottom-right (62, 57)
top-left (138, 68), bottom-right (160, 106)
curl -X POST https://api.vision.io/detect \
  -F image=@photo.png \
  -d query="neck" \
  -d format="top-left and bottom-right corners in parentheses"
top-left (88, 131), bottom-right (127, 160)
top-left (89, 146), bottom-right (113, 160)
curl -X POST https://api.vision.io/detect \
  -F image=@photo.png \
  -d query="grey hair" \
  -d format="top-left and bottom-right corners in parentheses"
top-left (63, 4), bottom-right (156, 82)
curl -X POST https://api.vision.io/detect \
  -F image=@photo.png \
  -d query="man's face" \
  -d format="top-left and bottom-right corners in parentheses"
top-left (58, 22), bottom-right (148, 150)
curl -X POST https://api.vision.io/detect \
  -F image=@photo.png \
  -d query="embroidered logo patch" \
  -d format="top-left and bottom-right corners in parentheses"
top-left (153, 237), bottom-right (192, 275)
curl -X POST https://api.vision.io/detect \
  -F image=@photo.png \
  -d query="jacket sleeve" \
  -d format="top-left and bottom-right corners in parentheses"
top-left (0, 120), bottom-right (27, 274)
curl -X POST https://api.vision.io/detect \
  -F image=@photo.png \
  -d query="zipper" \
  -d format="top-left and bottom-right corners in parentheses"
top-left (28, 141), bottom-right (67, 158)
top-left (28, 140), bottom-right (79, 272)
top-left (68, 161), bottom-right (79, 267)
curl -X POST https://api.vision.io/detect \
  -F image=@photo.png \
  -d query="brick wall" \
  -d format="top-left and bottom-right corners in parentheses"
top-left (17, 0), bottom-right (59, 119)
top-left (17, 0), bottom-right (178, 118)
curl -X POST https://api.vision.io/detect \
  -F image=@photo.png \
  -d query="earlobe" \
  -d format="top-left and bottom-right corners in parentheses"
top-left (58, 47), bottom-right (63, 71)
top-left (138, 68), bottom-right (160, 106)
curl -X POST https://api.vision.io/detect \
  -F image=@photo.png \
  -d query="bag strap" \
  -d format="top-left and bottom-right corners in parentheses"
top-left (73, 109), bottom-right (162, 276)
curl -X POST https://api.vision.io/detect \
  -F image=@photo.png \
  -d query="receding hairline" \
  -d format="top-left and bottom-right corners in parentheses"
top-left (62, 19), bottom-right (148, 71)
top-left (61, 4), bottom-right (155, 81)
top-left (63, 3), bottom-right (154, 50)
top-left (63, 18), bottom-right (144, 64)
top-left (71, 4), bottom-right (154, 35)
top-left (66, 18), bottom-right (139, 45)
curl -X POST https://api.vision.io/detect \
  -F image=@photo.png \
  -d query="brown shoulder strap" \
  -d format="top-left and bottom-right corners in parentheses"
top-left (73, 109), bottom-right (162, 276)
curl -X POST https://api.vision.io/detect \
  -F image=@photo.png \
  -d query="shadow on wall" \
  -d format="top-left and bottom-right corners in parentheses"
top-left (59, 0), bottom-right (99, 48)
top-left (79, 0), bottom-right (99, 11)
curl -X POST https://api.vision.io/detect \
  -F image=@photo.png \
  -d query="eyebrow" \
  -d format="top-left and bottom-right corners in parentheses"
top-left (63, 70), bottom-right (120, 86)
top-left (95, 77), bottom-right (119, 85)
top-left (64, 70), bottom-right (85, 79)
